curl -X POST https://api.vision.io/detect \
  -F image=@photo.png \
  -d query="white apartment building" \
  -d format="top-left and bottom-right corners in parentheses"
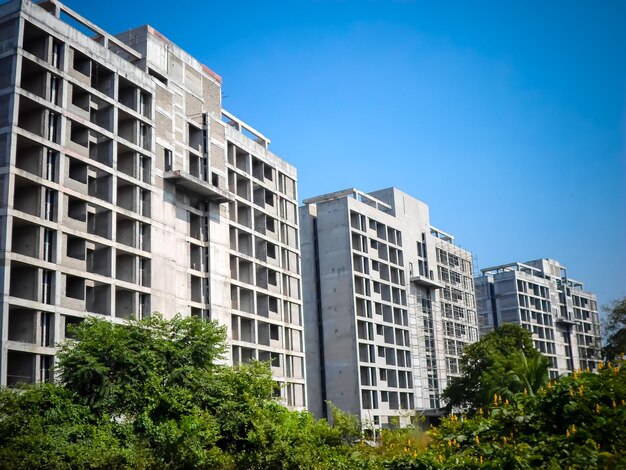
top-left (300, 187), bottom-right (478, 429)
top-left (475, 259), bottom-right (601, 378)
top-left (0, 0), bottom-right (305, 407)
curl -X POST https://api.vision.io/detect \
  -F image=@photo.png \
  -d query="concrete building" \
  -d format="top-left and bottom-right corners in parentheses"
top-left (300, 188), bottom-right (478, 429)
top-left (476, 259), bottom-right (601, 378)
top-left (0, 0), bottom-right (305, 407)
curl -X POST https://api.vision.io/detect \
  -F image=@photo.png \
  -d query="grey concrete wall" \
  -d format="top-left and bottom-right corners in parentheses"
top-left (314, 197), bottom-right (360, 417)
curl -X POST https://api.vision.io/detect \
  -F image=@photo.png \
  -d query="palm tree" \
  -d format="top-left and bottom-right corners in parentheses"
top-left (489, 349), bottom-right (549, 401)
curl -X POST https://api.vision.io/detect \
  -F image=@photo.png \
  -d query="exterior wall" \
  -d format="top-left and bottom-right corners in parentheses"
top-left (432, 237), bottom-right (479, 390)
top-left (301, 188), bottom-right (479, 429)
top-left (0, 0), bottom-right (305, 407)
top-left (300, 203), bottom-right (324, 417)
top-left (476, 259), bottom-right (601, 378)
top-left (225, 126), bottom-right (305, 408)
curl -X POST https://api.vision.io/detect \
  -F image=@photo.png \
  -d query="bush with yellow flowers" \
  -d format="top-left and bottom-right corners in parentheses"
top-left (382, 356), bottom-right (626, 469)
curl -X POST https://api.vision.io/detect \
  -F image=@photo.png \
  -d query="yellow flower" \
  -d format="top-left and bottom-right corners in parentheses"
top-left (578, 386), bottom-right (583, 397)
top-left (571, 424), bottom-right (576, 434)
top-left (480, 455), bottom-right (484, 465)
top-left (595, 403), bottom-right (601, 414)
top-left (478, 407), bottom-right (483, 416)
top-left (523, 388), bottom-right (528, 395)
top-left (566, 429), bottom-right (570, 438)
top-left (503, 436), bottom-right (508, 444)
top-left (569, 389), bottom-right (574, 397)
top-left (598, 362), bottom-right (604, 370)
top-left (613, 400), bottom-right (617, 409)
top-left (505, 399), bottom-right (509, 405)
top-left (494, 394), bottom-right (498, 405)
top-left (614, 367), bottom-right (619, 375)
top-left (475, 435), bottom-right (480, 445)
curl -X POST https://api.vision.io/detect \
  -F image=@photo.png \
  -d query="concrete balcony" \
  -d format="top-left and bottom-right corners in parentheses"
top-left (164, 170), bottom-right (233, 203)
top-left (410, 274), bottom-right (444, 290)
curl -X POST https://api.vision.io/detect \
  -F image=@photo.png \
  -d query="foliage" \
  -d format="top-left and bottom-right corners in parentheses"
top-left (0, 383), bottom-right (152, 469)
top-left (602, 297), bottom-right (626, 361)
top-left (0, 314), bottom-right (368, 469)
top-left (57, 314), bottom-right (227, 415)
top-left (384, 356), bottom-right (626, 469)
top-left (2, 315), bottom-right (625, 469)
top-left (56, 314), bottom-right (232, 468)
top-left (443, 324), bottom-right (549, 412)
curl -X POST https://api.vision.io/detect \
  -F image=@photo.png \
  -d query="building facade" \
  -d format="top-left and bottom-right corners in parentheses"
top-left (300, 188), bottom-right (478, 429)
top-left (475, 259), bottom-right (601, 378)
top-left (0, 0), bottom-right (305, 407)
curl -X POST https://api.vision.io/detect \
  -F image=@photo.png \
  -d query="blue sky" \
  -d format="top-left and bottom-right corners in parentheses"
top-left (64, 0), bottom-right (625, 309)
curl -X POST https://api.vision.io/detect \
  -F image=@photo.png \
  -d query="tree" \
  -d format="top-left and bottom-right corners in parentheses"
top-left (443, 324), bottom-right (549, 412)
top-left (0, 383), bottom-right (151, 469)
top-left (2, 314), bottom-right (369, 469)
top-left (56, 313), bottom-right (227, 416)
top-left (602, 297), bottom-right (626, 361)
top-left (386, 357), bottom-right (626, 470)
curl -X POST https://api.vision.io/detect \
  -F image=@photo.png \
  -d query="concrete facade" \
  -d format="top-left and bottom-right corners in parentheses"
top-left (0, 0), bottom-right (305, 408)
top-left (300, 188), bottom-right (478, 429)
top-left (475, 259), bottom-right (601, 378)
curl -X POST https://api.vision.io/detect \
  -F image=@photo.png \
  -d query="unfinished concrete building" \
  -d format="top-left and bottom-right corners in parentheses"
top-left (0, 0), bottom-right (305, 408)
top-left (476, 259), bottom-right (601, 378)
top-left (300, 188), bottom-right (478, 429)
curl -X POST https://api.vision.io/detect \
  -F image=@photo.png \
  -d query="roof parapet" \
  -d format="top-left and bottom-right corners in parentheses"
top-left (430, 226), bottom-right (454, 243)
top-left (480, 262), bottom-right (545, 277)
top-left (36, 0), bottom-right (142, 63)
top-left (222, 109), bottom-right (270, 149)
top-left (302, 188), bottom-right (392, 212)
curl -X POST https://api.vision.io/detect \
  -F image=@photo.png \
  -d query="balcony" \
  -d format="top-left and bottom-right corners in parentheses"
top-left (555, 314), bottom-right (577, 326)
top-left (164, 170), bottom-right (233, 203)
top-left (410, 273), bottom-right (444, 289)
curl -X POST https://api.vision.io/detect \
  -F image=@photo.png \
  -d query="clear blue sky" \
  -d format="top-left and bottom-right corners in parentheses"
top-left (64, 0), bottom-right (626, 309)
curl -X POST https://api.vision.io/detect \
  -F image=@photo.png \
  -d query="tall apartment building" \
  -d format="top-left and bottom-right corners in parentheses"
top-left (0, 0), bottom-right (305, 408)
top-left (300, 188), bottom-right (478, 429)
top-left (475, 259), bottom-right (601, 378)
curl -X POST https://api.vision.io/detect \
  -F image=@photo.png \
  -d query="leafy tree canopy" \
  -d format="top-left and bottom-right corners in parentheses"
top-left (386, 358), bottom-right (626, 470)
top-left (2, 315), bottom-right (624, 469)
top-left (0, 314), bottom-right (368, 469)
top-left (602, 297), bottom-right (626, 361)
top-left (443, 324), bottom-right (549, 412)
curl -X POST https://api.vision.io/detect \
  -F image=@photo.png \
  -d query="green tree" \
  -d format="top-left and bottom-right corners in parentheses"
top-left (385, 357), bottom-right (626, 470)
top-left (56, 313), bottom-right (227, 416)
top-left (602, 297), bottom-right (626, 361)
top-left (3, 314), bottom-right (368, 469)
top-left (0, 383), bottom-right (151, 469)
top-left (443, 324), bottom-right (549, 412)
